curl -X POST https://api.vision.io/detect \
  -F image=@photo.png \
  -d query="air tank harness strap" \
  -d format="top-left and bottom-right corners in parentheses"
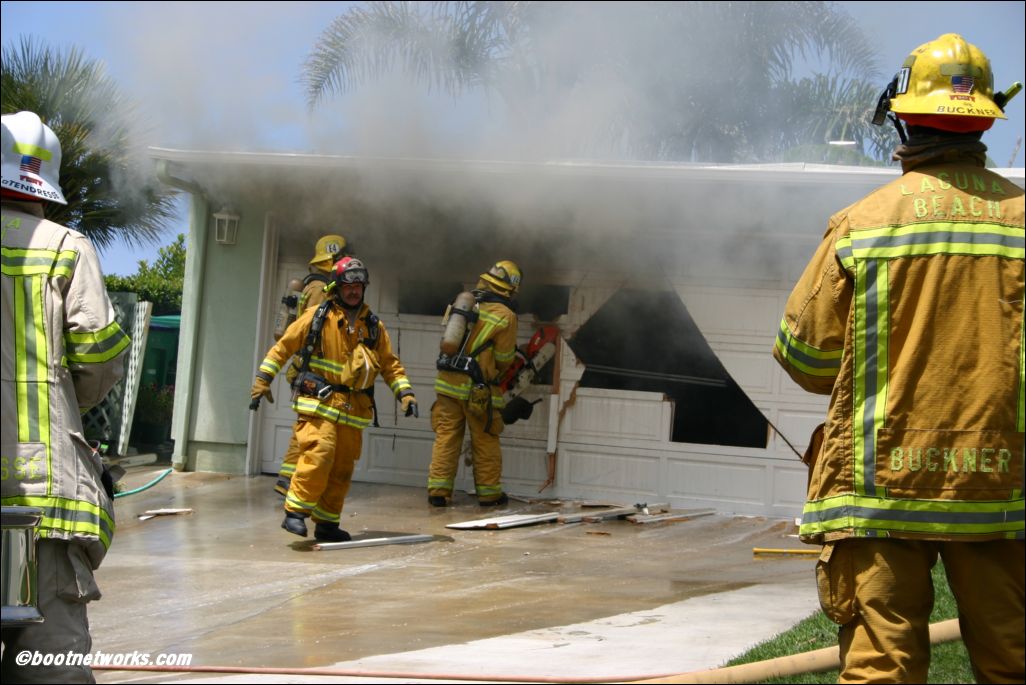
top-left (438, 339), bottom-right (497, 433)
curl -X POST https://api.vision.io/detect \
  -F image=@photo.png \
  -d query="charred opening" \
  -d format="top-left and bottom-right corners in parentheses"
top-left (567, 289), bottom-right (767, 447)
top-left (398, 281), bottom-right (465, 315)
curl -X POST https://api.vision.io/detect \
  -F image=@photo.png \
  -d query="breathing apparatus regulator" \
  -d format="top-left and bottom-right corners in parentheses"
top-left (871, 33), bottom-right (1022, 143)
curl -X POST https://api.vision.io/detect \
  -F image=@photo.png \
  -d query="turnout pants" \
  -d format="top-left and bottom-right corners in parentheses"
top-left (817, 537), bottom-right (1025, 684)
top-left (1, 540), bottom-right (101, 684)
top-left (428, 394), bottom-right (504, 502)
top-left (284, 414), bottom-right (363, 523)
top-left (274, 425), bottom-right (302, 496)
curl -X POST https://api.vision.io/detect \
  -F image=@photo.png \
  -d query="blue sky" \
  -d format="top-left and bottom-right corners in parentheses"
top-left (3, 1), bottom-right (1024, 276)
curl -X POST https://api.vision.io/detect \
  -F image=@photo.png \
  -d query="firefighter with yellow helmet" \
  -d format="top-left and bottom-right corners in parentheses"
top-left (428, 260), bottom-right (521, 507)
top-left (774, 34), bottom-right (1024, 683)
top-left (252, 256), bottom-right (417, 541)
top-left (2, 112), bottom-right (130, 682)
top-left (271, 233), bottom-right (349, 495)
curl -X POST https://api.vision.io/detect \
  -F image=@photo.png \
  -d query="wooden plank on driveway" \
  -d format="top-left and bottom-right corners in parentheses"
top-left (446, 512), bottom-right (561, 530)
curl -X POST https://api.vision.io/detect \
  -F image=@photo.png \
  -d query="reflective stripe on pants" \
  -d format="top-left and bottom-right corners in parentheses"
top-left (284, 415), bottom-right (362, 523)
top-left (428, 394), bottom-right (503, 500)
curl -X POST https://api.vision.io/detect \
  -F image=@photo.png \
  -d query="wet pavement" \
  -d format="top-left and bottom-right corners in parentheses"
top-left (88, 465), bottom-right (820, 683)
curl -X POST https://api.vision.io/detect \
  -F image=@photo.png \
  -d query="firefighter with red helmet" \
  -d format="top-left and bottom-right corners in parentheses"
top-left (774, 34), bottom-right (1024, 682)
top-left (428, 260), bottom-right (521, 507)
top-left (2, 112), bottom-right (129, 682)
top-left (251, 257), bottom-right (417, 541)
top-left (272, 233), bottom-right (349, 495)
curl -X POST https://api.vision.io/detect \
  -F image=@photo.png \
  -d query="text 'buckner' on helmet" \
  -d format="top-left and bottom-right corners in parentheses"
top-left (310, 234), bottom-right (348, 270)
top-left (887, 33), bottom-right (1005, 133)
top-left (479, 260), bottom-right (522, 296)
top-left (333, 256), bottom-right (369, 288)
top-left (1, 111), bottom-right (67, 204)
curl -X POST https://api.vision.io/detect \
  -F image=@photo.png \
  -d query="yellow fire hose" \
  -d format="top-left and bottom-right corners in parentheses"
top-left (630, 618), bottom-right (961, 683)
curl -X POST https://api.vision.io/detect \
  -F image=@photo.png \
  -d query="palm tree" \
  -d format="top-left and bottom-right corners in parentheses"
top-left (1, 37), bottom-right (176, 249)
top-left (302, 1), bottom-right (898, 164)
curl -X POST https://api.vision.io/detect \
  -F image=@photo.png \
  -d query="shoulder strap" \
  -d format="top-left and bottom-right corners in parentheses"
top-left (303, 272), bottom-right (330, 286)
top-left (361, 310), bottom-right (380, 349)
top-left (297, 301), bottom-right (333, 374)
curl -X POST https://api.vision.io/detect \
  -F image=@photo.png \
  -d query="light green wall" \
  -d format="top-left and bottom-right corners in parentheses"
top-left (182, 200), bottom-right (268, 472)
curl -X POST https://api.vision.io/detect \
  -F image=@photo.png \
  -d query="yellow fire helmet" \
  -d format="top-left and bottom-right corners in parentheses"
top-left (889, 33), bottom-right (1004, 131)
top-left (310, 234), bottom-right (347, 270)
top-left (479, 260), bottom-right (522, 295)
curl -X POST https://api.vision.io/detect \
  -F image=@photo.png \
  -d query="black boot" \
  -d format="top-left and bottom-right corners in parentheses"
top-left (273, 476), bottom-right (289, 497)
top-left (428, 495), bottom-right (449, 507)
top-left (281, 511), bottom-right (308, 537)
top-left (479, 493), bottom-right (509, 507)
top-left (314, 522), bottom-right (352, 543)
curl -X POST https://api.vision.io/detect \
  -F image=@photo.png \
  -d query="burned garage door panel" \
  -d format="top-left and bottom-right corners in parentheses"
top-left (567, 288), bottom-right (768, 448)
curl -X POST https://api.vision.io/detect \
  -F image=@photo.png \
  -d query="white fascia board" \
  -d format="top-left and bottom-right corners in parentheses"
top-left (147, 146), bottom-right (1025, 189)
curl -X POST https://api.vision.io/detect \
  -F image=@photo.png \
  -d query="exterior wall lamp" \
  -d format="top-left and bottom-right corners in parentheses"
top-left (213, 209), bottom-right (240, 245)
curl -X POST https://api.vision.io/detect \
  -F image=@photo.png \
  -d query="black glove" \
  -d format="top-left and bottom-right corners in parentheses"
top-left (401, 394), bottom-right (419, 418)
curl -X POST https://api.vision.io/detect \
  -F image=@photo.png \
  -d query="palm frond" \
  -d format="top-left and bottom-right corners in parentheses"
top-left (2, 36), bottom-right (176, 249)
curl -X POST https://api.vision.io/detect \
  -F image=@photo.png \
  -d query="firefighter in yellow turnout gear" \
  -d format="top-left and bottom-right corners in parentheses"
top-left (428, 261), bottom-right (520, 507)
top-left (773, 34), bottom-right (1024, 683)
top-left (252, 257), bottom-right (417, 541)
top-left (273, 233), bottom-right (348, 496)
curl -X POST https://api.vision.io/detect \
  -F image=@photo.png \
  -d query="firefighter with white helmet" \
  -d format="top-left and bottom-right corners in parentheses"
top-left (428, 260), bottom-right (521, 507)
top-left (774, 34), bottom-right (1024, 682)
top-left (272, 233), bottom-right (350, 495)
top-left (251, 256), bottom-right (417, 541)
top-left (1, 112), bottom-right (130, 681)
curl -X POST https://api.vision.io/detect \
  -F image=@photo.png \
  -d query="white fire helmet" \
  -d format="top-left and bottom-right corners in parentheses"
top-left (1, 111), bottom-right (67, 205)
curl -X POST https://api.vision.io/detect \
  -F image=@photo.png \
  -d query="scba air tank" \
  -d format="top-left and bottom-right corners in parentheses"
top-left (440, 291), bottom-right (477, 356)
top-left (273, 278), bottom-right (305, 339)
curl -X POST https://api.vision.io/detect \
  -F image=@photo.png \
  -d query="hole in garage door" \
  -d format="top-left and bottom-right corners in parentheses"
top-left (399, 281), bottom-right (465, 315)
top-left (567, 289), bottom-right (768, 448)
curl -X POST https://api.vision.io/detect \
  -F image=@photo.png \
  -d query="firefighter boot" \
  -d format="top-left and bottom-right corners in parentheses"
top-left (273, 476), bottom-right (290, 497)
top-left (428, 495), bottom-right (449, 507)
top-left (479, 493), bottom-right (509, 507)
top-left (281, 511), bottom-right (309, 537)
top-left (314, 522), bottom-right (352, 543)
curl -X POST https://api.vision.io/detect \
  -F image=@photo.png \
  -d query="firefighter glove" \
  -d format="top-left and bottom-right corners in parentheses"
top-left (251, 377), bottom-right (274, 404)
top-left (400, 393), bottom-right (418, 418)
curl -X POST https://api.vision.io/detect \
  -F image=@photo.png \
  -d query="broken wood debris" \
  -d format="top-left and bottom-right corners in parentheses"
top-left (137, 508), bottom-right (192, 521)
top-left (446, 501), bottom-right (719, 531)
top-left (560, 503), bottom-right (669, 524)
top-left (313, 534), bottom-right (435, 551)
top-left (627, 508), bottom-right (716, 524)
top-left (446, 513), bottom-right (560, 530)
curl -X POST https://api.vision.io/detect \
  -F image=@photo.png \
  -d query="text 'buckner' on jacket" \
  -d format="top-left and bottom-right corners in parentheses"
top-left (773, 160), bottom-right (1025, 543)
top-left (257, 300), bottom-right (411, 430)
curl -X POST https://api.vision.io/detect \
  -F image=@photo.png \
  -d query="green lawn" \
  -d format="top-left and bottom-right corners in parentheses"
top-left (725, 562), bottom-right (975, 684)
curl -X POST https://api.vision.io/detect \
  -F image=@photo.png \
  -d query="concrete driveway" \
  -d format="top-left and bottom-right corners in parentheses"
top-left (89, 466), bottom-right (820, 683)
